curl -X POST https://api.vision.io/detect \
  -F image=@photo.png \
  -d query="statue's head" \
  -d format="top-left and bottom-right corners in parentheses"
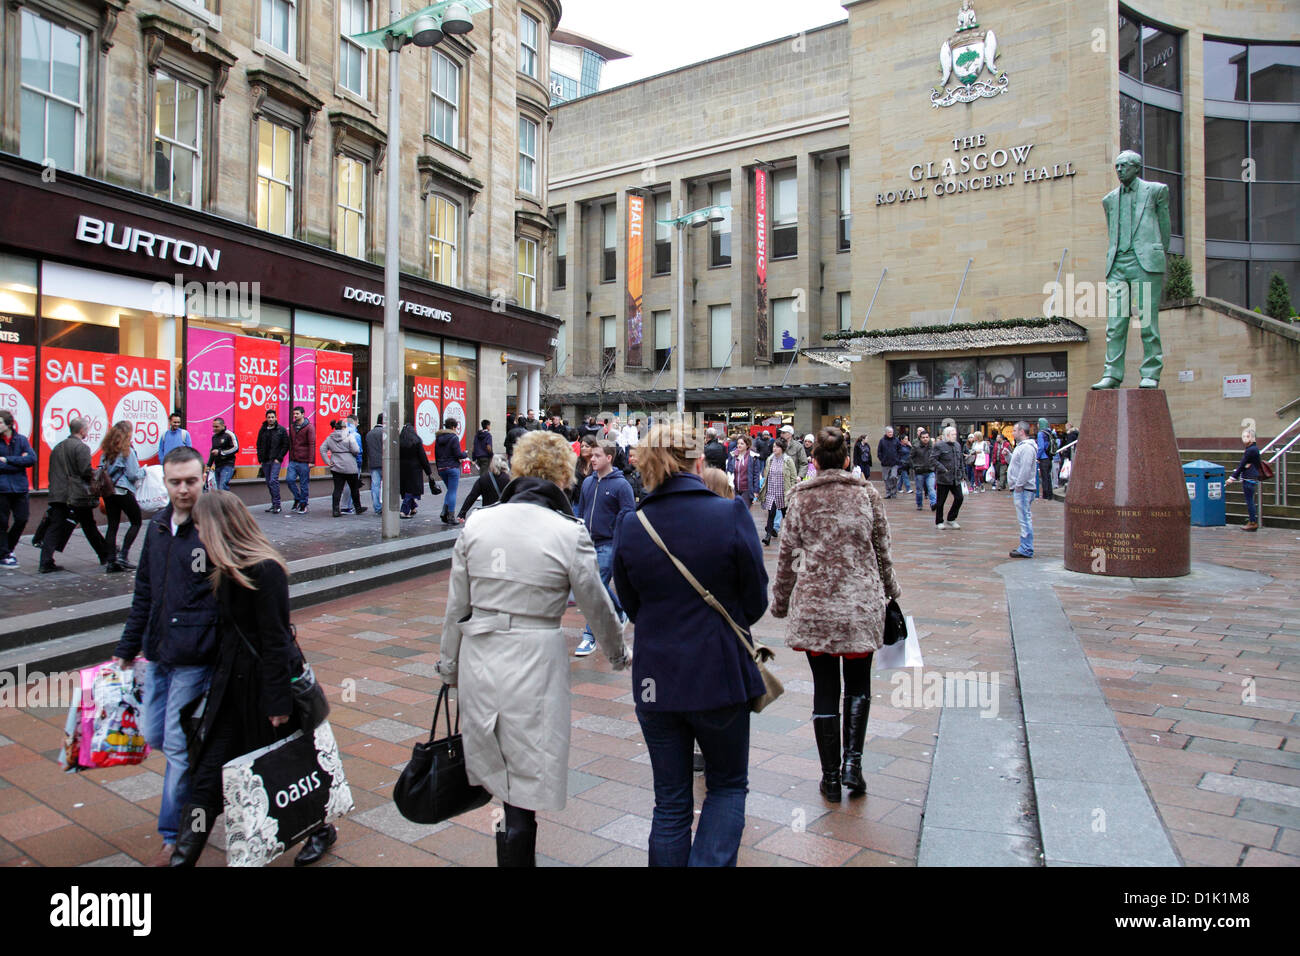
top-left (1115, 150), bottom-right (1142, 185)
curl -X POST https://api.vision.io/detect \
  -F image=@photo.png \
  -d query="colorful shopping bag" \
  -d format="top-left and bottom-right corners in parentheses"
top-left (88, 660), bottom-right (150, 768)
top-left (60, 660), bottom-right (151, 771)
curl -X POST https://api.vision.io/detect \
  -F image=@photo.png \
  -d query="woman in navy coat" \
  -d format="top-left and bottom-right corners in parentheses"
top-left (612, 423), bottom-right (768, 867)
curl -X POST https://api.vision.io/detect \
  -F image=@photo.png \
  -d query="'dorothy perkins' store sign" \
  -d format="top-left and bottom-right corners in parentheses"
top-left (875, 2), bottom-right (1080, 207)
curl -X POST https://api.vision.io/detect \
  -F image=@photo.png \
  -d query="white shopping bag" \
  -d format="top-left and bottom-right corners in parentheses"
top-left (135, 465), bottom-right (168, 511)
top-left (875, 615), bottom-right (923, 670)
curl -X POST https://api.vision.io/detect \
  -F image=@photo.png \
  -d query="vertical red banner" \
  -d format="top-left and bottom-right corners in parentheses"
top-left (413, 377), bottom-right (441, 459)
top-left (234, 336), bottom-right (280, 466)
top-left (755, 167), bottom-right (770, 361)
top-left (315, 350), bottom-right (353, 464)
top-left (0, 345), bottom-right (37, 444)
top-left (109, 356), bottom-right (171, 465)
top-left (441, 379), bottom-right (467, 451)
top-left (626, 193), bottom-right (645, 368)
top-left (38, 347), bottom-right (112, 486)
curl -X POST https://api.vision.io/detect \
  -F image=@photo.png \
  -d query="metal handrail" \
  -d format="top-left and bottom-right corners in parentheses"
top-left (1267, 430), bottom-right (1300, 464)
top-left (1276, 395), bottom-right (1300, 417)
top-left (1261, 415), bottom-right (1300, 459)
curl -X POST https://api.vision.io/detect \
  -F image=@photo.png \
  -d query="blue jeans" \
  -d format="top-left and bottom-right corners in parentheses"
top-left (636, 702), bottom-right (750, 866)
top-left (264, 458), bottom-right (282, 507)
top-left (1013, 488), bottom-right (1035, 556)
top-left (1243, 479), bottom-right (1258, 523)
top-left (214, 464), bottom-right (234, 491)
top-left (287, 461), bottom-right (311, 507)
top-left (401, 492), bottom-right (420, 515)
top-left (582, 541), bottom-right (625, 639)
top-left (438, 467), bottom-right (460, 516)
top-left (898, 469), bottom-right (912, 493)
top-left (915, 472), bottom-right (936, 507)
top-left (142, 662), bottom-right (212, 842)
top-left (370, 470), bottom-right (382, 512)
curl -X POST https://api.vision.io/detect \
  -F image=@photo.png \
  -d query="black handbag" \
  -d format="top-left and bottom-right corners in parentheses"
top-left (883, 598), bottom-right (906, 646)
top-left (393, 685), bottom-right (491, 825)
top-left (429, 473), bottom-right (443, 495)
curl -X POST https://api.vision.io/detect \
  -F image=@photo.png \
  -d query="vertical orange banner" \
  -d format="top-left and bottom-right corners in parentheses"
top-left (626, 193), bottom-right (645, 368)
top-left (755, 168), bottom-right (770, 361)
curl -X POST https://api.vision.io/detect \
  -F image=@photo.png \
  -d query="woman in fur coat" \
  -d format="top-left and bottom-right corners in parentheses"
top-left (770, 427), bottom-right (901, 801)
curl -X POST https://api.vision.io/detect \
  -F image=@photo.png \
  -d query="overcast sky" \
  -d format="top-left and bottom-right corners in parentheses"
top-left (556, 0), bottom-right (850, 89)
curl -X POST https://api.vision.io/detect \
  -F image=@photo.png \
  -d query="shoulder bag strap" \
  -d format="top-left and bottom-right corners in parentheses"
top-left (636, 510), bottom-right (766, 664)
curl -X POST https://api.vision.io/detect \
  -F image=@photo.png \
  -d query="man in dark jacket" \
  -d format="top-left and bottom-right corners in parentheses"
top-left (0, 410), bottom-right (36, 568)
top-left (703, 429), bottom-right (728, 470)
top-left (471, 420), bottom-right (494, 473)
top-left (753, 430), bottom-right (773, 464)
top-left (505, 416), bottom-right (528, 461)
top-left (110, 446), bottom-right (215, 864)
top-left (575, 440), bottom-right (634, 657)
top-left (41, 417), bottom-right (119, 573)
top-left (286, 405), bottom-right (314, 513)
top-left (256, 409), bottom-right (290, 513)
top-left (911, 431), bottom-right (937, 511)
top-left (877, 426), bottom-right (902, 498)
top-left (364, 414), bottom-right (385, 513)
top-left (205, 416), bottom-right (239, 491)
top-left (1035, 417), bottom-right (1057, 502)
top-left (932, 426), bottom-right (965, 529)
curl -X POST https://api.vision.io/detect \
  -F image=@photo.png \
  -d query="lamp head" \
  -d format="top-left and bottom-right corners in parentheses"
top-left (441, 2), bottom-right (473, 34)
top-left (411, 14), bottom-right (444, 47)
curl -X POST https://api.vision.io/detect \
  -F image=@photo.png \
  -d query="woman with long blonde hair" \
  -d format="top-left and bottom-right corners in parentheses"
top-left (169, 491), bottom-right (336, 867)
top-left (98, 420), bottom-right (142, 569)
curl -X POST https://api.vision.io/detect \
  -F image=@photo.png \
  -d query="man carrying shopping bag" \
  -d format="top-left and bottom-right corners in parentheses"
top-left (111, 446), bottom-right (217, 866)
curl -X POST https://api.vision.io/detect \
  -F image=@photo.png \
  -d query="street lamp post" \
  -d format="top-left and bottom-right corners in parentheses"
top-left (656, 202), bottom-right (729, 418)
top-left (353, 1), bottom-right (481, 539)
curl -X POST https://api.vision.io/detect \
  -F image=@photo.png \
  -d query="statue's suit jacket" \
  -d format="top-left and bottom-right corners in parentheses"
top-left (1103, 178), bottom-right (1171, 276)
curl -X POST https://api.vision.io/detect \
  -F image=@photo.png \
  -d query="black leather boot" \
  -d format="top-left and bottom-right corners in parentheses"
top-left (812, 716), bottom-right (842, 801)
top-left (294, 823), bottom-right (338, 866)
top-left (495, 822), bottom-right (537, 867)
top-left (841, 695), bottom-right (871, 795)
top-left (170, 804), bottom-right (216, 866)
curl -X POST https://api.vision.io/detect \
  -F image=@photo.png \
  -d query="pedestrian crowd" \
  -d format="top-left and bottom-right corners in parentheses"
top-left (0, 402), bottom-right (1103, 869)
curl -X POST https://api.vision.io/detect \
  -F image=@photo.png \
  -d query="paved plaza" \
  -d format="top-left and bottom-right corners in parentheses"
top-left (0, 487), bottom-right (1296, 867)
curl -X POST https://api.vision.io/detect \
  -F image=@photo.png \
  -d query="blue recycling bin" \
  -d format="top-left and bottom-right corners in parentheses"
top-left (1183, 459), bottom-right (1226, 526)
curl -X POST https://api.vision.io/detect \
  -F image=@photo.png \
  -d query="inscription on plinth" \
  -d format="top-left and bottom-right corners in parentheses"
top-left (1064, 390), bottom-right (1190, 578)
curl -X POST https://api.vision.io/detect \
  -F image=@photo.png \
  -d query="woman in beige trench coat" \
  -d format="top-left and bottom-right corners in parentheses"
top-left (436, 430), bottom-right (629, 867)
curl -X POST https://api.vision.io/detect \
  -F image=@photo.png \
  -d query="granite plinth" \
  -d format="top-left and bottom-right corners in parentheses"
top-left (1064, 389), bottom-right (1190, 577)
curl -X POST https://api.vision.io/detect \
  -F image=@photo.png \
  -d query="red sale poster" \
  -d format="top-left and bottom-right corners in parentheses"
top-left (39, 347), bottom-right (169, 487)
top-left (413, 377), bottom-right (441, 458)
top-left (110, 355), bottom-right (171, 466)
top-left (315, 350), bottom-right (353, 465)
top-left (0, 345), bottom-right (37, 444)
top-left (441, 379), bottom-right (468, 452)
top-left (234, 336), bottom-right (280, 466)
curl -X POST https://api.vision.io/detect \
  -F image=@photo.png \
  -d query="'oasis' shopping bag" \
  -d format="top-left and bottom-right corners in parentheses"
top-left (222, 721), bottom-right (353, 867)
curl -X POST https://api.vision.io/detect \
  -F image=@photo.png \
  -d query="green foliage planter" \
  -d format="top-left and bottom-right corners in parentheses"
top-left (824, 316), bottom-right (1072, 342)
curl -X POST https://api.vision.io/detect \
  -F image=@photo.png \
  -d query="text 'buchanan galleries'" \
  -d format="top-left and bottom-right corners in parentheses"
top-left (875, 133), bottom-right (1078, 206)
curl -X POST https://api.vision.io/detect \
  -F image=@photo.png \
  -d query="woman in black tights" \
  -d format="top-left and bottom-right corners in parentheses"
top-left (770, 427), bottom-right (901, 800)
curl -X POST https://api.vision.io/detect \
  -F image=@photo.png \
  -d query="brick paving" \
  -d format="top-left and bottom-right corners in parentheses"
top-left (0, 480), bottom-right (1296, 866)
top-left (1055, 523), bottom-right (1300, 868)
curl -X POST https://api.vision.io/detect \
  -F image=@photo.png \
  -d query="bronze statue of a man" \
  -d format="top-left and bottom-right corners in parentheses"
top-left (1091, 150), bottom-right (1172, 390)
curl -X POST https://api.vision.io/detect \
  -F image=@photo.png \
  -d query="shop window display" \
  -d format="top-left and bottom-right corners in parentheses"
top-left (186, 303), bottom-right (290, 475)
top-left (36, 263), bottom-right (180, 488)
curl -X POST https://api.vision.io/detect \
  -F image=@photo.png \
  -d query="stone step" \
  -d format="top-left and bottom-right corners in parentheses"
top-left (0, 531), bottom-right (458, 672)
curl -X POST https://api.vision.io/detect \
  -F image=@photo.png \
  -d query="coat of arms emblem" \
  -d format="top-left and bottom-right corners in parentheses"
top-left (932, 1), bottom-right (1010, 108)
